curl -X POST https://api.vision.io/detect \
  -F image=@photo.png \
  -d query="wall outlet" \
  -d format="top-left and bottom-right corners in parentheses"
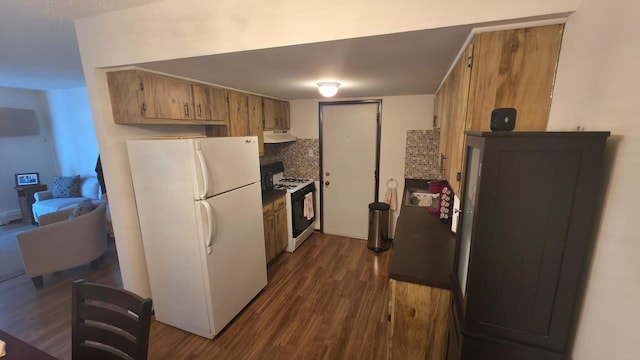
top-left (308, 149), bottom-right (314, 157)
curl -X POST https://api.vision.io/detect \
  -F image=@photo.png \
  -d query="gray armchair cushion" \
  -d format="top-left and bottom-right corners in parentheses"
top-left (68, 199), bottom-right (96, 219)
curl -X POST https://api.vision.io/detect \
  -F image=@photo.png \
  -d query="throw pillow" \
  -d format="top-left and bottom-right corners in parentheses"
top-left (53, 175), bottom-right (81, 198)
top-left (68, 199), bottom-right (96, 219)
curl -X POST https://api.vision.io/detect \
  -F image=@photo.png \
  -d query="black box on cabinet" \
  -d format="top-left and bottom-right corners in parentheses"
top-left (490, 108), bottom-right (516, 131)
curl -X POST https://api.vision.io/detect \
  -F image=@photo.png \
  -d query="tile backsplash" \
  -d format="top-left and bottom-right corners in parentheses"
top-left (404, 130), bottom-right (444, 180)
top-left (260, 139), bottom-right (320, 180)
top-left (260, 131), bottom-right (442, 181)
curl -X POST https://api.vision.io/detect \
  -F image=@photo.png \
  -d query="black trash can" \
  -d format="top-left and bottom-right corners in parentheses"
top-left (367, 202), bottom-right (391, 252)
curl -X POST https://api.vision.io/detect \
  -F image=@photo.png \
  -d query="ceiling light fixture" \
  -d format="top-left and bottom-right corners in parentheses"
top-left (317, 82), bottom-right (341, 97)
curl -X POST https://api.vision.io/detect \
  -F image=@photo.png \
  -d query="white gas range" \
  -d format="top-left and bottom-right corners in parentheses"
top-left (261, 162), bottom-right (316, 252)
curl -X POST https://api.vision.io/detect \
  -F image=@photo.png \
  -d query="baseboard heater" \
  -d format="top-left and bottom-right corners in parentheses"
top-left (0, 210), bottom-right (23, 225)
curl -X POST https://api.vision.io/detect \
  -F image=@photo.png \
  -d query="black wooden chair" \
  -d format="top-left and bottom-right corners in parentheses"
top-left (72, 279), bottom-right (153, 360)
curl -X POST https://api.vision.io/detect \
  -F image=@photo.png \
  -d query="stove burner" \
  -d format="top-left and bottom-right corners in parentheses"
top-left (280, 177), bottom-right (312, 183)
top-left (273, 184), bottom-right (298, 190)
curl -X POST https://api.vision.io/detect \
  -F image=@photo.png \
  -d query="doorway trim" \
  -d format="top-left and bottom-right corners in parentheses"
top-left (318, 99), bottom-right (382, 233)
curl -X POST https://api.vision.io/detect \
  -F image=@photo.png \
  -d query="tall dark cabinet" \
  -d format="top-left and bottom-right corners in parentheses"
top-left (447, 131), bottom-right (610, 360)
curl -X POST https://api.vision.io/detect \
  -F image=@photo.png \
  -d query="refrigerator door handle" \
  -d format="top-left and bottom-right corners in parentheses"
top-left (195, 146), bottom-right (210, 199)
top-left (201, 201), bottom-right (215, 254)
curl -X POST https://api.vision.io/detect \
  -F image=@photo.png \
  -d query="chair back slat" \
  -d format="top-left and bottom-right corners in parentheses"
top-left (78, 343), bottom-right (132, 360)
top-left (79, 302), bottom-right (140, 337)
top-left (75, 282), bottom-right (146, 314)
top-left (72, 279), bottom-right (152, 360)
top-left (78, 322), bottom-right (137, 358)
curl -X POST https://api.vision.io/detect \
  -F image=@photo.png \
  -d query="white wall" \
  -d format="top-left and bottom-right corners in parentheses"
top-left (46, 87), bottom-right (99, 176)
top-left (75, 0), bottom-right (579, 297)
top-left (0, 87), bottom-right (57, 223)
top-left (291, 95), bottom-right (433, 235)
top-left (547, 0), bottom-right (639, 358)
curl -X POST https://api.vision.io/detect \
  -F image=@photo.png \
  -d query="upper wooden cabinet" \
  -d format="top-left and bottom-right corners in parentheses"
top-left (107, 70), bottom-right (229, 125)
top-left (192, 85), bottom-right (229, 122)
top-left (436, 25), bottom-right (564, 195)
top-left (248, 95), bottom-right (265, 155)
top-left (228, 91), bottom-right (250, 137)
top-left (263, 98), bottom-right (290, 130)
top-left (108, 69), bottom-right (288, 156)
top-left (227, 91), bottom-right (265, 156)
top-left (439, 43), bottom-right (474, 195)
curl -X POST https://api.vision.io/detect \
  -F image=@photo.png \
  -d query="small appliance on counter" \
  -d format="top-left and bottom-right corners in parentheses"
top-left (439, 185), bottom-right (453, 224)
top-left (427, 180), bottom-right (447, 214)
top-left (260, 161), bottom-right (282, 193)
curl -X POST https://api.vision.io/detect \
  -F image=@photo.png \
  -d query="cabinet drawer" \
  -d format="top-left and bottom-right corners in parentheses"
top-left (262, 202), bottom-right (273, 216)
top-left (273, 196), bottom-right (286, 211)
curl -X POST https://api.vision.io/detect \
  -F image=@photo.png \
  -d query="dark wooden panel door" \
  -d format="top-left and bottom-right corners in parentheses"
top-left (462, 133), bottom-right (608, 353)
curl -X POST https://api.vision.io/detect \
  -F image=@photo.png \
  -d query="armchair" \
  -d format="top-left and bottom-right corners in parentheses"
top-left (17, 203), bottom-right (108, 288)
top-left (32, 175), bottom-right (101, 223)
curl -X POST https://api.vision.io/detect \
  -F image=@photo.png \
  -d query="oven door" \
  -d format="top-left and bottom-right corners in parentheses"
top-left (291, 183), bottom-right (316, 237)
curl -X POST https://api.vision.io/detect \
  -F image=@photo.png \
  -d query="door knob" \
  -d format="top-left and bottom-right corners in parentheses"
top-left (324, 181), bottom-right (330, 186)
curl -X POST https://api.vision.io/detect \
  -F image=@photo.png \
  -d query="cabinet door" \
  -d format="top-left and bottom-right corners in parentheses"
top-left (192, 85), bottom-right (212, 120)
top-left (465, 25), bottom-right (564, 132)
top-left (387, 279), bottom-right (397, 360)
top-left (263, 203), bottom-right (276, 264)
top-left (138, 73), bottom-right (193, 120)
top-left (210, 87), bottom-right (230, 123)
top-left (462, 133), bottom-right (608, 353)
top-left (433, 89), bottom-right (442, 129)
top-left (262, 98), bottom-right (277, 130)
top-left (440, 44), bottom-right (474, 195)
top-left (279, 100), bottom-right (290, 129)
top-left (388, 280), bottom-right (451, 360)
top-left (248, 95), bottom-right (265, 155)
top-left (274, 206), bottom-right (288, 253)
top-left (228, 91), bottom-right (250, 136)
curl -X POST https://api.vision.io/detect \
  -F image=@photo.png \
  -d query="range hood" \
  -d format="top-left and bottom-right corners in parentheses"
top-left (263, 130), bottom-right (297, 143)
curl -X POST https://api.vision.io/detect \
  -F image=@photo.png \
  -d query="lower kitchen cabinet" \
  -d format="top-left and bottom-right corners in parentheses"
top-left (263, 195), bottom-right (288, 264)
top-left (387, 279), bottom-right (450, 360)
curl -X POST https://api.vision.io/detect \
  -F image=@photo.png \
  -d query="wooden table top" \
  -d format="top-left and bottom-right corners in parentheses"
top-left (0, 330), bottom-right (57, 360)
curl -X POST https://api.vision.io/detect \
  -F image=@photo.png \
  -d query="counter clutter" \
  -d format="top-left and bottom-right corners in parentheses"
top-left (387, 178), bottom-right (456, 360)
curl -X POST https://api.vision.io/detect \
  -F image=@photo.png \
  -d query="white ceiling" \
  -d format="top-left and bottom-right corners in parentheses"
top-left (0, 0), bottom-right (566, 100)
top-left (0, 0), bottom-right (164, 90)
top-left (137, 26), bottom-right (473, 100)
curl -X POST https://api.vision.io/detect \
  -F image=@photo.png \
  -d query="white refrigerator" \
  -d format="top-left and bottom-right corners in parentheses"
top-left (127, 136), bottom-right (267, 339)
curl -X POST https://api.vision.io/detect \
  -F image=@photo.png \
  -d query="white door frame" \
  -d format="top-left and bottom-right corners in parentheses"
top-left (319, 99), bottom-right (382, 234)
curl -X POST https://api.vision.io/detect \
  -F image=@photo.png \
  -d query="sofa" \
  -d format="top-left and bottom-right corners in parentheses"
top-left (32, 175), bottom-right (102, 223)
top-left (17, 203), bottom-right (108, 287)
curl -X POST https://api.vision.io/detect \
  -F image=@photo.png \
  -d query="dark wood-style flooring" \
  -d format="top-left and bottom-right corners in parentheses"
top-left (0, 232), bottom-right (392, 359)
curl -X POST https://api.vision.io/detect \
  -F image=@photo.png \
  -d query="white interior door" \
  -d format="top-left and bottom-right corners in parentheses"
top-left (322, 102), bottom-right (379, 239)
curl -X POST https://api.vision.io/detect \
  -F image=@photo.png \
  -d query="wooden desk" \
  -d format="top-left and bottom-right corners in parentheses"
top-left (14, 184), bottom-right (47, 224)
top-left (0, 330), bottom-right (57, 359)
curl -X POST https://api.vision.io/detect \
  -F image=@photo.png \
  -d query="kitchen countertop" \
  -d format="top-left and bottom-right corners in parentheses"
top-left (389, 179), bottom-right (456, 289)
top-left (261, 189), bottom-right (287, 205)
